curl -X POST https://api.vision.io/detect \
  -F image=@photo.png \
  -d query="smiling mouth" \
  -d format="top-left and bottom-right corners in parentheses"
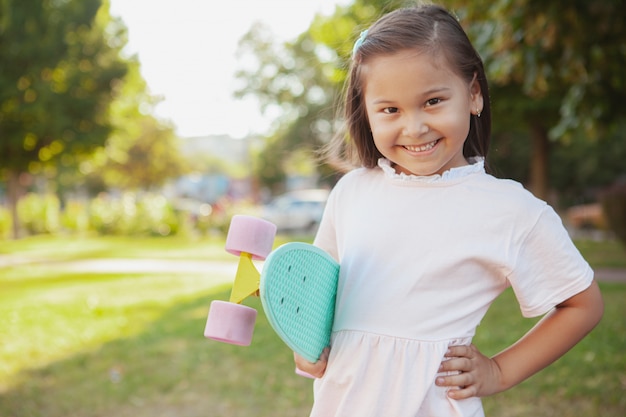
top-left (403, 139), bottom-right (439, 153)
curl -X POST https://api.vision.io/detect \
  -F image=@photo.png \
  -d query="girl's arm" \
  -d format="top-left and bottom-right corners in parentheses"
top-left (436, 280), bottom-right (604, 399)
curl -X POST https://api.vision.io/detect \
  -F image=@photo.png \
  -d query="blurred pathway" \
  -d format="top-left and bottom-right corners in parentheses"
top-left (52, 258), bottom-right (239, 275)
top-left (593, 268), bottom-right (626, 283)
top-left (1, 256), bottom-right (623, 283)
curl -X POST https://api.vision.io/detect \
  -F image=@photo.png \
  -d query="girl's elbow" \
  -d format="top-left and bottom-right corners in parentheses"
top-left (560, 279), bottom-right (604, 330)
top-left (585, 280), bottom-right (604, 328)
top-left (593, 290), bottom-right (604, 327)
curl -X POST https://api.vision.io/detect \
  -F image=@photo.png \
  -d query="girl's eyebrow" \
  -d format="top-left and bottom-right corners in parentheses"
top-left (370, 87), bottom-right (451, 105)
top-left (371, 98), bottom-right (397, 105)
top-left (421, 86), bottom-right (451, 96)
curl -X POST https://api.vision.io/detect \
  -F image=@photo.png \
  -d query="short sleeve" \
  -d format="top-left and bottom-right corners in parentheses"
top-left (508, 205), bottom-right (594, 317)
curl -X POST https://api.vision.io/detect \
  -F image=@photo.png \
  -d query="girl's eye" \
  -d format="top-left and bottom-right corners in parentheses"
top-left (426, 98), bottom-right (442, 106)
top-left (383, 107), bottom-right (399, 114)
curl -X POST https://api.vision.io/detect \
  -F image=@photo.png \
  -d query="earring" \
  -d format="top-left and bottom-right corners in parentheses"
top-left (476, 108), bottom-right (482, 118)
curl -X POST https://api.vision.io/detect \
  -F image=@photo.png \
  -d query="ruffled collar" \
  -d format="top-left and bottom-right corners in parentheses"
top-left (378, 157), bottom-right (485, 183)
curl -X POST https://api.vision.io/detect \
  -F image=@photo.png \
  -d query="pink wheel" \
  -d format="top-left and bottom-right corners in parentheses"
top-left (204, 300), bottom-right (257, 346)
top-left (225, 215), bottom-right (276, 260)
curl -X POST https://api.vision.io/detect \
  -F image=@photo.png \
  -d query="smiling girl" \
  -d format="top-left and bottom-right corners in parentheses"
top-left (293, 4), bottom-right (603, 417)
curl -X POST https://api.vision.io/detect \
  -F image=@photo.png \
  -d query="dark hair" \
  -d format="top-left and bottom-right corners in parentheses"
top-left (324, 4), bottom-right (491, 172)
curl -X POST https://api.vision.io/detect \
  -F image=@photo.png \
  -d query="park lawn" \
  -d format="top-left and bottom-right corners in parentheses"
top-left (573, 238), bottom-right (626, 268)
top-left (0, 235), bottom-right (624, 416)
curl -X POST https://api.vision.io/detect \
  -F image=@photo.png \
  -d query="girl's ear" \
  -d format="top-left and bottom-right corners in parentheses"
top-left (469, 73), bottom-right (483, 115)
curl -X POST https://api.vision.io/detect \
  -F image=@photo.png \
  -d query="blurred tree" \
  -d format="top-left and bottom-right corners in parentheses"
top-left (89, 117), bottom-right (187, 191)
top-left (234, 22), bottom-right (332, 193)
top-left (551, 121), bottom-right (626, 206)
top-left (0, 0), bottom-right (128, 238)
top-left (451, 0), bottom-right (626, 199)
top-left (84, 58), bottom-right (188, 192)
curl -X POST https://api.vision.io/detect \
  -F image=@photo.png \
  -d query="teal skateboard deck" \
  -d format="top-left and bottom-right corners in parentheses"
top-left (260, 242), bottom-right (339, 363)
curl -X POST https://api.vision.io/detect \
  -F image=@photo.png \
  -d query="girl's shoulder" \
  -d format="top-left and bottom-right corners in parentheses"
top-left (331, 166), bottom-right (379, 189)
top-left (481, 174), bottom-right (542, 199)
top-left (324, 167), bottom-right (381, 209)
top-left (475, 173), bottom-right (549, 215)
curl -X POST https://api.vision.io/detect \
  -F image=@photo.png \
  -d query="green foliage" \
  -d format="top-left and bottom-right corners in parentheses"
top-left (0, 0), bottom-right (129, 173)
top-left (490, 121), bottom-right (626, 206)
top-left (551, 123), bottom-right (626, 206)
top-left (93, 118), bottom-right (187, 191)
top-left (17, 192), bottom-right (61, 234)
top-left (452, 0), bottom-right (626, 197)
top-left (489, 130), bottom-right (531, 183)
top-left (0, 0), bottom-right (131, 237)
top-left (0, 2), bottom-right (187, 240)
top-left (235, 23), bottom-right (335, 190)
top-left (4, 192), bottom-right (265, 239)
top-left (457, 0), bottom-right (626, 140)
top-left (88, 192), bottom-right (179, 237)
top-left (85, 58), bottom-right (189, 192)
top-left (0, 205), bottom-right (12, 239)
top-left (60, 199), bottom-right (90, 234)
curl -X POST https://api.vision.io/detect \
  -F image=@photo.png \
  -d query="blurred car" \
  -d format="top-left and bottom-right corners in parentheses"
top-left (261, 189), bottom-right (330, 234)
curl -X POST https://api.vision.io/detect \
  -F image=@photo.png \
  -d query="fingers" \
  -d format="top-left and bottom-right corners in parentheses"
top-left (445, 385), bottom-right (479, 400)
top-left (438, 345), bottom-right (476, 374)
top-left (445, 344), bottom-right (478, 360)
top-left (435, 371), bottom-right (477, 399)
top-left (435, 344), bottom-right (482, 399)
top-left (294, 347), bottom-right (330, 379)
top-left (439, 356), bottom-right (472, 373)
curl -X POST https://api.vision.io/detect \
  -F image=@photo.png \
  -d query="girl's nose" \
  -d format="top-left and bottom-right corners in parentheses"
top-left (402, 113), bottom-right (429, 138)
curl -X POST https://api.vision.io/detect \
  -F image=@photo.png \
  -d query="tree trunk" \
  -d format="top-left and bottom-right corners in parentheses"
top-left (529, 123), bottom-right (550, 201)
top-left (7, 170), bottom-right (22, 239)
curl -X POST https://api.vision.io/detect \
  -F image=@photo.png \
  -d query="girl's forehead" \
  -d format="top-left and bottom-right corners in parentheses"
top-left (359, 50), bottom-right (474, 102)
top-left (361, 49), bottom-right (457, 81)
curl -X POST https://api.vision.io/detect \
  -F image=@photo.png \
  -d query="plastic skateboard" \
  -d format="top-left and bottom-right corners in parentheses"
top-left (260, 242), bottom-right (339, 363)
top-left (204, 215), bottom-right (339, 367)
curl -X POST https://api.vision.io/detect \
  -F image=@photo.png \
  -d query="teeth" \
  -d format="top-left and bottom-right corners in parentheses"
top-left (404, 140), bottom-right (438, 152)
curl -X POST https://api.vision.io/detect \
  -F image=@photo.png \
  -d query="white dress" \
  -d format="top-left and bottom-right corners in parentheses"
top-left (310, 159), bottom-right (594, 417)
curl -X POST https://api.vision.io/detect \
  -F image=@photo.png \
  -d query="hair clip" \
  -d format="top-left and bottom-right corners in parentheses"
top-left (352, 30), bottom-right (368, 58)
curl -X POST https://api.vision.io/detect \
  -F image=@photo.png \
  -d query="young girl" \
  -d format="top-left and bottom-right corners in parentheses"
top-left (294, 4), bottom-right (603, 416)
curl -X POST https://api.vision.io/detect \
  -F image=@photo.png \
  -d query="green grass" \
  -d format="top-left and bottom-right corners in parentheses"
top-left (0, 234), bottom-right (234, 262)
top-left (574, 238), bottom-right (626, 268)
top-left (0, 235), bottom-right (624, 416)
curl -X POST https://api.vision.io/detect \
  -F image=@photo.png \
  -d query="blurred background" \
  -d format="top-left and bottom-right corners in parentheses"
top-left (0, 0), bottom-right (625, 240)
top-left (1, 0), bottom-right (624, 416)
